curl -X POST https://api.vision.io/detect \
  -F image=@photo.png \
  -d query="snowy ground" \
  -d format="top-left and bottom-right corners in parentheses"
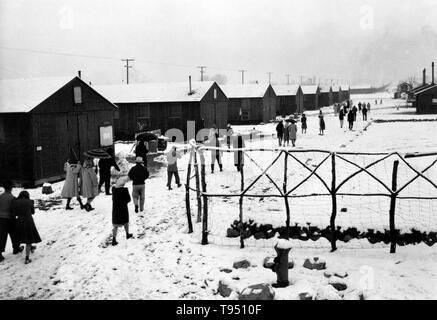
top-left (1, 93), bottom-right (436, 300)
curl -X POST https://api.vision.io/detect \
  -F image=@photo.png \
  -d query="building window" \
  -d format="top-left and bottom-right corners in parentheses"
top-left (73, 86), bottom-right (82, 104)
top-left (169, 103), bottom-right (182, 118)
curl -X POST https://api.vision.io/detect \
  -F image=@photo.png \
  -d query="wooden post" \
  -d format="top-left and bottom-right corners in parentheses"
top-left (200, 150), bottom-right (209, 245)
top-left (389, 160), bottom-right (399, 253)
top-left (193, 149), bottom-right (202, 223)
top-left (330, 152), bottom-right (337, 252)
top-left (239, 164), bottom-right (245, 249)
top-left (185, 150), bottom-right (194, 233)
top-left (283, 151), bottom-right (290, 240)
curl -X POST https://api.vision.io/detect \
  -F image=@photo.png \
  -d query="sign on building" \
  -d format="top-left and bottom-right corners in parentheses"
top-left (99, 125), bottom-right (113, 147)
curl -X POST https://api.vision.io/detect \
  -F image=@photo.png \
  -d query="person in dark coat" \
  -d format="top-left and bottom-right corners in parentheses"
top-left (135, 141), bottom-right (149, 167)
top-left (11, 191), bottom-right (41, 264)
top-left (301, 114), bottom-right (307, 134)
top-left (318, 110), bottom-right (326, 135)
top-left (0, 180), bottom-right (23, 262)
top-left (128, 157), bottom-right (149, 213)
top-left (276, 121), bottom-right (284, 146)
top-left (233, 133), bottom-right (245, 172)
top-left (362, 104), bottom-right (368, 121)
top-left (225, 124), bottom-right (234, 149)
top-left (347, 109), bottom-right (355, 130)
top-left (352, 105), bottom-right (358, 121)
top-left (339, 108), bottom-right (345, 128)
top-left (111, 177), bottom-right (133, 246)
top-left (98, 148), bottom-right (120, 195)
top-left (358, 102), bottom-right (362, 111)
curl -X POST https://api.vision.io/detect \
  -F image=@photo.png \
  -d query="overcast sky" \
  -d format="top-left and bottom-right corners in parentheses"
top-left (1, 0), bottom-right (436, 86)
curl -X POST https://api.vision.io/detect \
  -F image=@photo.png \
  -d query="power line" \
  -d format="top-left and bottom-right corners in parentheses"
top-left (285, 74), bottom-right (291, 85)
top-left (239, 70), bottom-right (247, 84)
top-left (266, 72), bottom-right (273, 84)
top-left (197, 66), bottom-right (206, 81)
top-left (121, 59), bottom-right (134, 84)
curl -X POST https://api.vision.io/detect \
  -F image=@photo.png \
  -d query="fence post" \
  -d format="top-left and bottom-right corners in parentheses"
top-left (283, 151), bottom-right (290, 240)
top-left (200, 149), bottom-right (209, 245)
top-left (390, 160), bottom-right (399, 253)
top-left (193, 148), bottom-right (202, 223)
top-left (239, 164), bottom-right (245, 249)
top-left (330, 152), bottom-right (337, 252)
top-left (185, 149), bottom-right (194, 234)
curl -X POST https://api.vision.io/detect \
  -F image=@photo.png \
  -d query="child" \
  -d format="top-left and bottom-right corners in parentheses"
top-left (111, 177), bottom-right (133, 246)
top-left (11, 191), bottom-right (41, 264)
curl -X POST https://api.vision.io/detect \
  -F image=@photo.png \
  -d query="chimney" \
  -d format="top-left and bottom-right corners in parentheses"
top-left (188, 75), bottom-right (192, 95)
top-left (423, 68), bottom-right (426, 85)
top-left (78, 70), bottom-right (82, 78)
top-left (432, 62), bottom-right (435, 85)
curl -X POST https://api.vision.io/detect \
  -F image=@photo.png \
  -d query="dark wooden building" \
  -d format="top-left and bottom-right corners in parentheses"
top-left (0, 76), bottom-right (118, 187)
top-left (331, 85), bottom-right (340, 103)
top-left (221, 84), bottom-right (277, 124)
top-left (94, 81), bottom-right (228, 140)
top-left (301, 85), bottom-right (321, 110)
top-left (273, 85), bottom-right (304, 116)
top-left (339, 85), bottom-right (350, 102)
top-left (414, 84), bottom-right (437, 114)
top-left (318, 86), bottom-right (333, 107)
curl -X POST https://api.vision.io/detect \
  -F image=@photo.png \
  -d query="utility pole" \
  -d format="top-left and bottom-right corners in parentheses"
top-left (285, 74), bottom-right (291, 85)
top-left (197, 66), bottom-right (207, 81)
top-left (266, 72), bottom-right (273, 84)
top-left (300, 75), bottom-right (303, 85)
top-left (121, 59), bottom-right (134, 84)
top-left (239, 70), bottom-right (247, 84)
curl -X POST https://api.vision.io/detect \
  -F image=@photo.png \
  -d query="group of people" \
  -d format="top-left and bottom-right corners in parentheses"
top-left (275, 118), bottom-right (298, 147)
top-left (0, 181), bottom-right (41, 264)
top-left (338, 101), bottom-right (371, 130)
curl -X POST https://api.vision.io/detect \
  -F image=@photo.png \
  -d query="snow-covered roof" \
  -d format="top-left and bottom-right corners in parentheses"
top-left (272, 85), bottom-right (300, 96)
top-left (415, 84), bottom-right (437, 95)
top-left (301, 85), bottom-right (319, 95)
top-left (331, 85), bottom-right (340, 92)
top-left (319, 86), bottom-right (332, 93)
top-left (220, 83), bottom-right (271, 98)
top-left (93, 81), bottom-right (215, 103)
top-left (350, 85), bottom-right (372, 89)
top-left (0, 76), bottom-right (76, 113)
top-left (340, 85), bottom-right (350, 91)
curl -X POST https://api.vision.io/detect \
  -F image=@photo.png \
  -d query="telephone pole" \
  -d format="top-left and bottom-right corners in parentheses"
top-left (285, 74), bottom-right (291, 85)
top-left (239, 70), bottom-right (247, 84)
top-left (300, 75), bottom-right (303, 85)
top-left (197, 66), bottom-right (207, 81)
top-left (266, 72), bottom-right (273, 84)
top-left (121, 59), bottom-right (134, 84)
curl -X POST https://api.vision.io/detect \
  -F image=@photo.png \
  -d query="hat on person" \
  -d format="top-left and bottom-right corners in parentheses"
top-left (135, 157), bottom-right (144, 163)
top-left (115, 177), bottom-right (128, 188)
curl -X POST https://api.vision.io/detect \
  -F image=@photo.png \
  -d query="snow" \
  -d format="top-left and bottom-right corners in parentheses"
top-left (0, 94), bottom-right (436, 300)
top-left (220, 84), bottom-right (271, 98)
top-left (276, 239), bottom-right (293, 250)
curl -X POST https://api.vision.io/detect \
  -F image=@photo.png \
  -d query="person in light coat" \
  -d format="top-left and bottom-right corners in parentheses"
top-left (61, 159), bottom-right (85, 210)
top-left (283, 120), bottom-right (290, 146)
top-left (288, 120), bottom-right (298, 147)
top-left (80, 158), bottom-right (99, 212)
top-left (166, 146), bottom-right (182, 190)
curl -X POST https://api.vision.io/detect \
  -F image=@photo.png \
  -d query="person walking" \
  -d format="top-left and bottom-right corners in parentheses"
top-left (318, 110), bottom-right (326, 135)
top-left (347, 109), bottom-right (355, 130)
top-left (339, 107), bottom-right (345, 128)
top-left (0, 180), bottom-right (23, 262)
top-left (166, 146), bottom-right (182, 190)
top-left (301, 114), bottom-right (307, 134)
top-left (225, 124), bottom-right (234, 149)
top-left (98, 148), bottom-right (120, 195)
top-left (367, 102), bottom-right (371, 113)
top-left (111, 177), bottom-right (133, 246)
top-left (352, 105), bottom-right (358, 121)
top-left (210, 130), bottom-right (223, 173)
top-left (11, 191), bottom-right (41, 264)
top-left (283, 120), bottom-right (290, 146)
top-left (276, 121), bottom-right (284, 146)
top-left (80, 158), bottom-right (99, 212)
top-left (358, 102), bottom-right (362, 111)
top-left (128, 157), bottom-right (149, 213)
top-left (233, 133), bottom-right (245, 172)
top-left (289, 119), bottom-right (298, 147)
top-left (362, 104), bottom-right (368, 121)
top-left (61, 159), bottom-right (85, 210)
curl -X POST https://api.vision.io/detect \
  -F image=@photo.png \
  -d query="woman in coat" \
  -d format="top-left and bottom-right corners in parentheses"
top-left (80, 158), bottom-right (99, 212)
top-left (61, 159), bottom-right (85, 210)
top-left (111, 177), bottom-right (133, 246)
top-left (275, 121), bottom-right (284, 146)
top-left (283, 121), bottom-right (290, 146)
top-left (318, 110), bottom-right (326, 135)
top-left (301, 114), bottom-right (307, 134)
top-left (11, 191), bottom-right (41, 264)
top-left (289, 120), bottom-right (298, 147)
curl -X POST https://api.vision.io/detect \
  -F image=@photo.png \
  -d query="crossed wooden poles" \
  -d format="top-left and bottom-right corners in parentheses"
top-left (184, 141), bottom-right (437, 253)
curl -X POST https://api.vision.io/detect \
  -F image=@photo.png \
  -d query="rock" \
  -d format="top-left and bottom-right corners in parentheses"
top-left (329, 278), bottom-right (348, 291)
top-left (266, 230), bottom-right (276, 239)
top-left (218, 280), bottom-right (233, 298)
top-left (333, 271), bottom-right (348, 278)
top-left (42, 183), bottom-right (53, 195)
top-left (303, 257), bottom-right (326, 270)
top-left (323, 271), bottom-right (332, 278)
top-left (299, 292), bottom-right (313, 300)
top-left (288, 260), bottom-right (294, 269)
top-left (343, 235), bottom-right (353, 242)
top-left (227, 228), bottom-right (240, 238)
top-left (233, 259), bottom-right (251, 269)
top-left (263, 257), bottom-right (274, 269)
top-left (254, 232), bottom-right (266, 239)
top-left (239, 283), bottom-right (275, 300)
top-left (315, 285), bottom-right (342, 300)
top-left (219, 268), bottom-right (232, 273)
top-left (340, 207), bottom-right (347, 212)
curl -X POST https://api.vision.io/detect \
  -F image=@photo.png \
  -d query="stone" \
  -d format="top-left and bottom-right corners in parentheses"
top-left (303, 257), bottom-right (326, 270)
top-left (343, 235), bottom-right (353, 243)
top-left (219, 268), bottom-right (232, 274)
top-left (329, 280), bottom-right (348, 291)
top-left (299, 292), bottom-right (313, 300)
top-left (227, 228), bottom-right (240, 238)
top-left (288, 260), bottom-right (294, 269)
top-left (233, 259), bottom-right (251, 269)
top-left (239, 283), bottom-right (275, 301)
top-left (218, 280), bottom-right (233, 298)
top-left (263, 257), bottom-right (274, 269)
top-left (254, 231), bottom-right (266, 239)
top-left (42, 184), bottom-right (53, 195)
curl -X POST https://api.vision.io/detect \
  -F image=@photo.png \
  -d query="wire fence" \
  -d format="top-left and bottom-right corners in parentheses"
top-left (184, 140), bottom-right (437, 252)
